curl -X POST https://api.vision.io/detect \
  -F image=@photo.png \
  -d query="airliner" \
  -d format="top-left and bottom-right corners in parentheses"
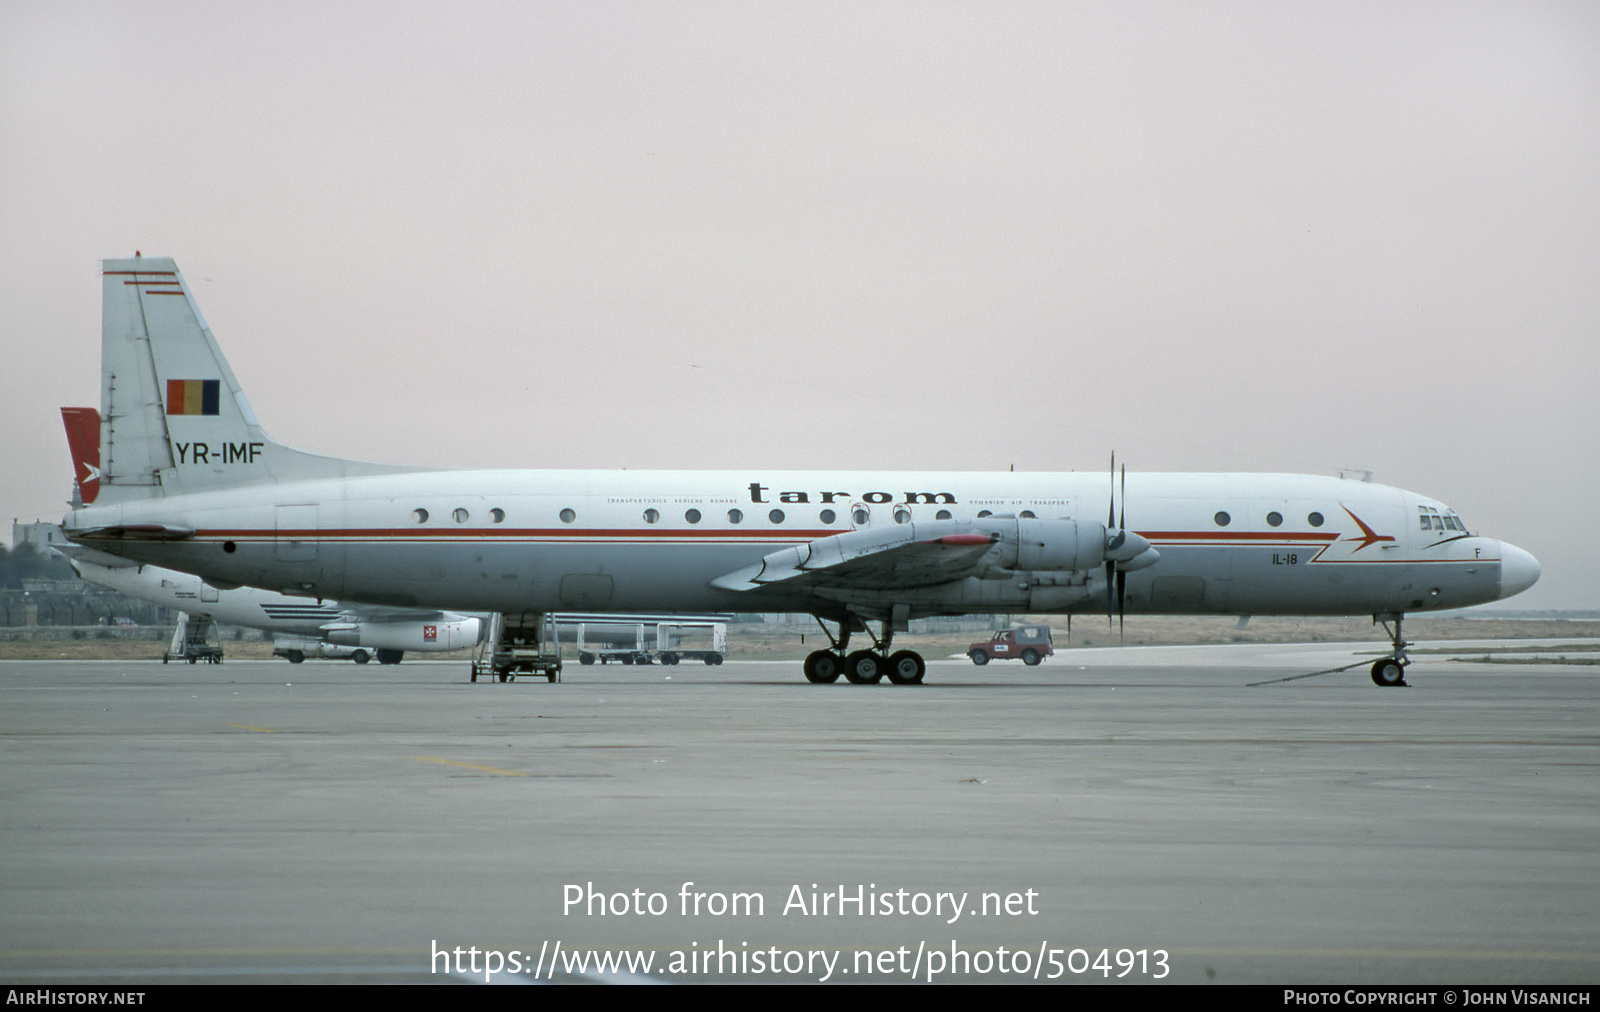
top-left (61, 256), bottom-right (1540, 687)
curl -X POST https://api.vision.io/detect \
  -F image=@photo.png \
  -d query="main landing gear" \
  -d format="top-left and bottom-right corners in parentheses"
top-left (1371, 612), bottom-right (1410, 687)
top-left (803, 616), bottom-right (926, 686)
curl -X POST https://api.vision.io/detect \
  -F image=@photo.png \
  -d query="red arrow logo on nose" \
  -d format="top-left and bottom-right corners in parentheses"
top-left (1341, 506), bottom-right (1396, 552)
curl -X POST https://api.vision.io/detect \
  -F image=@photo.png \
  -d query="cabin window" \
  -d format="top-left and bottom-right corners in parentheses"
top-left (453, 508), bottom-right (469, 523)
top-left (643, 508), bottom-right (660, 524)
top-left (413, 508), bottom-right (429, 523)
top-left (1019, 510), bottom-right (1036, 519)
top-left (768, 509), bottom-right (785, 524)
top-left (559, 508), bottom-right (576, 524)
top-left (1266, 512), bottom-right (1282, 527)
top-left (684, 508), bottom-right (701, 524)
top-left (819, 509), bottom-right (836, 524)
top-left (1307, 512), bottom-right (1324, 527)
top-left (490, 508), bottom-right (505, 523)
top-left (893, 507), bottom-right (911, 524)
top-left (977, 510), bottom-right (993, 519)
top-left (727, 509), bottom-right (743, 524)
top-left (852, 507), bottom-right (869, 525)
top-left (1214, 511), bottom-right (1231, 527)
top-left (936, 509), bottom-right (952, 520)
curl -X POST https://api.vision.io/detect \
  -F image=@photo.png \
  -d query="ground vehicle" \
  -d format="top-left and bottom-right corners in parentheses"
top-left (573, 619), bottom-right (727, 666)
top-left (968, 626), bottom-right (1054, 666)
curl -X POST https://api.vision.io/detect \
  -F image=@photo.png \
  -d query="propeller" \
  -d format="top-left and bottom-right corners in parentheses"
top-left (1106, 455), bottom-right (1130, 641)
top-left (1106, 453), bottom-right (1117, 633)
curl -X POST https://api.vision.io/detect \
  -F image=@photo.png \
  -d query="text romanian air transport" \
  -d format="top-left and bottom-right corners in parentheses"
top-left (62, 257), bottom-right (1540, 686)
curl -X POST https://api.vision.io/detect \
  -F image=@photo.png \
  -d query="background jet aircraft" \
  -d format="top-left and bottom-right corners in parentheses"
top-left (58, 544), bottom-right (480, 664)
top-left (63, 257), bottom-right (1540, 687)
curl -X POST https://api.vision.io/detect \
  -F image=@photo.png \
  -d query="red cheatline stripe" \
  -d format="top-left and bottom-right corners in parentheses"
top-left (1143, 531), bottom-right (1338, 542)
top-left (193, 527), bottom-right (836, 541)
top-left (183, 527), bottom-right (1348, 544)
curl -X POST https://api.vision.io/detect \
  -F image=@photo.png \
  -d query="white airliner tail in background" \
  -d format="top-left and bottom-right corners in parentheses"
top-left (96, 256), bottom-right (412, 505)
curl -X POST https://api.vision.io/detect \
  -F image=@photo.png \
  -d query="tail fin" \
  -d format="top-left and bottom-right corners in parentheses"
top-left (61, 406), bottom-right (102, 505)
top-left (98, 256), bottom-right (411, 502)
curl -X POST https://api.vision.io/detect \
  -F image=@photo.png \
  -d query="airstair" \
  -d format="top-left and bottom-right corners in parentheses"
top-left (471, 612), bottom-right (562, 682)
top-left (162, 612), bottom-right (224, 664)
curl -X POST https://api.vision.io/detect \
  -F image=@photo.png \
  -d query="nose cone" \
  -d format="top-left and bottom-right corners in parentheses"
top-left (1498, 543), bottom-right (1541, 600)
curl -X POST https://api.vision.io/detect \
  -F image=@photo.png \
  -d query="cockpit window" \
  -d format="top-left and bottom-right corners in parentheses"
top-left (1419, 505), bottom-right (1469, 535)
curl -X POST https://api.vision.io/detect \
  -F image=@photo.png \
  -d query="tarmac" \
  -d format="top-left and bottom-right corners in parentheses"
top-left (1, 641), bottom-right (1597, 985)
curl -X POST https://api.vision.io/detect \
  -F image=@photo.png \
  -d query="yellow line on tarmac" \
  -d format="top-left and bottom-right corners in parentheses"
top-left (225, 723), bottom-right (280, 733)
top-left (415, 755), bottom-right (530, 777)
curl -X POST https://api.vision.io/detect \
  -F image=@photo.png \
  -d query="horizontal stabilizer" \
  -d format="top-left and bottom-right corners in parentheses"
top-left (51, 544), bottom-right (141, 569)
top-left (69, 522), bottom-right (196, 541)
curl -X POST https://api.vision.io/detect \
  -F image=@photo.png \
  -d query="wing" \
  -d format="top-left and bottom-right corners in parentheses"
top-left (711, 520), bottom-right (999, 593)
top-left (710, 516), bottom-right (1157, 596)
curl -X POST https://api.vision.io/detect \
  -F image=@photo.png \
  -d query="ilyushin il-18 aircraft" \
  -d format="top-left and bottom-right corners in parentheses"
top-left (62, 256), bottom-right (1540, 687)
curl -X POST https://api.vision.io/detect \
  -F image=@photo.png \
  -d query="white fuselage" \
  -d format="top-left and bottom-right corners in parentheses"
top-left (63, 468), bottom-right (1538, 621)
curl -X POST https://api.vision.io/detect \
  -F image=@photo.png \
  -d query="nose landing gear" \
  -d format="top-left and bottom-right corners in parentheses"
top-left (1372, 612), bottom-right (1410, 687)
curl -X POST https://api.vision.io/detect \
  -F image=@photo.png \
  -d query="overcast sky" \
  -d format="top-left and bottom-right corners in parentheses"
top-left (2, 2), bottom-right (1595, 609)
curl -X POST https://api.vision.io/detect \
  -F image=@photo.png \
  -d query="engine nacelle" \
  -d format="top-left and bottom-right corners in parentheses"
top-left (323, 616), bottom-right (483, 651)
top-left (1014, 518), bottom-right (1100, 571)
top-left (993, 518), bottom-right (1153, 573)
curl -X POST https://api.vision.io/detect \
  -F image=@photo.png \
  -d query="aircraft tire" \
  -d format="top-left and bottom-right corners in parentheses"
top-left (1021, 648), bottom-right (1040, 666)
top-left (579, 652), bottom-right (595, 665)
top-left (969, 650), bottom-right (989, 666)
top-left (804, 650), bottom-right (841, 684)
top-left (886, 650), bottom-right (925, 684)
top-left (844, 650), bottom-right (884, 684)
top-left (352, 650), bottom-right (370, 665)
top-left (376, 649), bottom-right (404, 665)
top-left (661, 652), bottom-right (678, 665)
top-left (286, 650), bottom-right (304, 665)
top-left (1370, 659), bottom-right (1407, 687)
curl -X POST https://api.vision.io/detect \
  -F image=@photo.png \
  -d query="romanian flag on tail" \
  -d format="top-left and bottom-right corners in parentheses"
top-left (166, 379), bottom-right (220, 416)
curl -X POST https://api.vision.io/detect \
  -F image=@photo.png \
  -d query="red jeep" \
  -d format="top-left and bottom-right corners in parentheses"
top-left (968, 626), bottom-right (1054, 666)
